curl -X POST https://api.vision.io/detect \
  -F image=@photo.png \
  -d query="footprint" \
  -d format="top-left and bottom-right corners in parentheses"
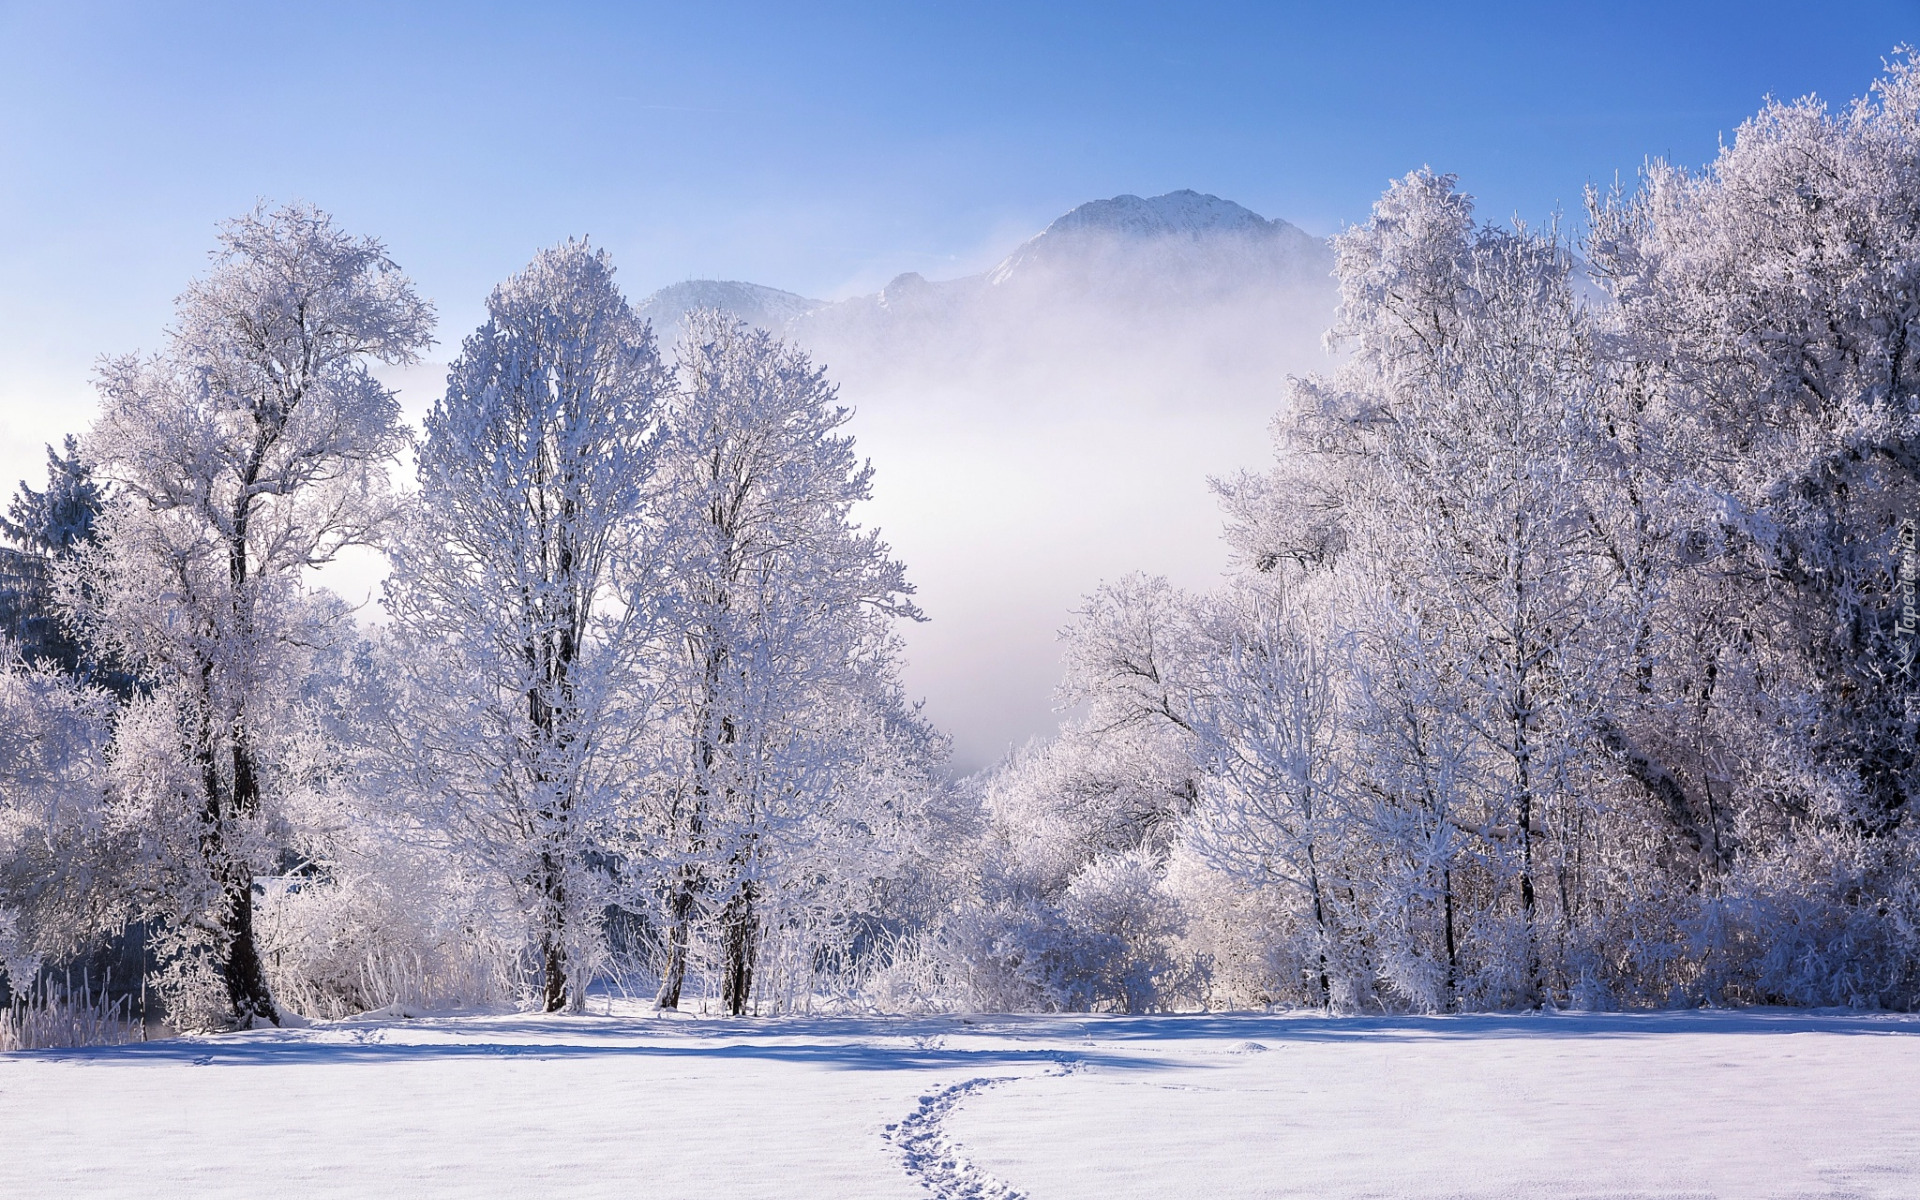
top-left (884, 1054), bottom-right (1082, 1199)
top-left (885, 1076), bottom-right (1026, 1200)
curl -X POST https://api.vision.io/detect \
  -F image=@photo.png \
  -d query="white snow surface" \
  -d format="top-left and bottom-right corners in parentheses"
top-left (4, 1008), bottom-right (1911, 1199)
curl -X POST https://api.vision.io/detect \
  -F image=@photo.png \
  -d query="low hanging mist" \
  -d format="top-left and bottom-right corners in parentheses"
top-left (639, 190), bottom-right (1338, 772)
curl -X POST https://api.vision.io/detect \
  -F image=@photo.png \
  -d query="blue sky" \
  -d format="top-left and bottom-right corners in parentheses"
top-left (2, 0), bottom-right (1915, 384)
top-left (3, 0), bottom-right (1917, 766)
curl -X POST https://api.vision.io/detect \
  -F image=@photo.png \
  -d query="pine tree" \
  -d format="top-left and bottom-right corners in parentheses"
top-left (0, 437), bottom-right (114, 683)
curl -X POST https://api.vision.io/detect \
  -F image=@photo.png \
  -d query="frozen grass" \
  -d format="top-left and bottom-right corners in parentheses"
top-left (1, 1005), bottom-right (1914, 1198)
top-left (0, 972), bottom-right (140, 1051)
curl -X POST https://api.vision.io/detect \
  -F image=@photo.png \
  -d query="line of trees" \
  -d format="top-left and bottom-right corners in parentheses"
top-left (948, 59), bottom-right (1920, 1013)
top-left (0, 216), bottom-right (942, 1028)
top-left (5, 58), bottom-right (1920, 1026)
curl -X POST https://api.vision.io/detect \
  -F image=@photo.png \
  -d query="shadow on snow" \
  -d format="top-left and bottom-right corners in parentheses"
top-left (10, 1007), bottom-right (1916, 1067)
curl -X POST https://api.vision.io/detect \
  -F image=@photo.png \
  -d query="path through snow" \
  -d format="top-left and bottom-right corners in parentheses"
top-left (887, 1074), bottom-right (1027, 1199)
top-left (1, 1007), bottom-right (1914, 1198)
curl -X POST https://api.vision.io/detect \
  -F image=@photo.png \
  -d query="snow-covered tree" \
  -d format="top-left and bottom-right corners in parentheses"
top-left (1591, 61), bottom-right (1920, 829)
top-left (383, 240), bottom-right (666, 1013)
top-left (1258, 173), bottom-right (1624, 1003)
top-left (647, 312), bottom-right (921, 1014)
top-left (1048, 574), bottom-right (1211, 854)
top-left (61, 203), bottom-right (431, 1026)
top-left (1186, 590), bottom-right (1352, 1006)
top-left (1581, 54), bottom-right (1920, 1003)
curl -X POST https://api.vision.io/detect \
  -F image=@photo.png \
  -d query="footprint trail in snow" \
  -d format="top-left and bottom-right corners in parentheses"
top-left (886, 1075), bottom-right (1027, 1200)
top-left (884, 1051), bottom-right (1084, 1200)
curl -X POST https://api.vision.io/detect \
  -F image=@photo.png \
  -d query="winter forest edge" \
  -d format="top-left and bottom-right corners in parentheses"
top-left (8, 58), bottom-right (1920, 1041)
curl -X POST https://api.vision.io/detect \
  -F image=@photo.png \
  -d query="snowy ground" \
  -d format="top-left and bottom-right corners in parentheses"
top-left (3, 1006), bottom-right (1914, 1199)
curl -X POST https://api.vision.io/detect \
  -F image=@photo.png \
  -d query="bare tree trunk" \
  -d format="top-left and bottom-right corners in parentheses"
top-left (220, 876), bottom-right (276, 1025)
top-left (225, 724), bottom-right (276, 1025)
top-left (721, 880), bottom-right (756, 1017)
top-left (655, 877), bottom-right (694, 1010)
top-left (527, 573), bottom-right (578, 1015)
top-left (1511, 536), bottom-right (1543, 1007)
top-left (539, 849), bottom-right (568, 1013)
top-left (195, 657), bottom-right (277, 1028)
top-left (1442, 865), bottom-right (1458, 1013)
top-left (1305, 845), bottom-right (1331, 1009)
top-left (658, 636), bottom-right (729, 1012)
top-left (1516, 775), bottom-right (1541, 1005)
top-left (209, 464), bottom-right (277, 1028)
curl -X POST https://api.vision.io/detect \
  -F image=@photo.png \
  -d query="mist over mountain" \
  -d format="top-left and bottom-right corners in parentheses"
top-left (637, 279), bottom-right (822, 350)
top-left (641, 190), bottom-right (1338, 772)
top-left (644, 189), bottom-right (1333, 395)
top-left (988, 188), bottom-right (1329, 283)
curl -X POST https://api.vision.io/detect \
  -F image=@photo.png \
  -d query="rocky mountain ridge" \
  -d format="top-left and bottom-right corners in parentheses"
top-left (637, 190), bottom-right (1334, 348)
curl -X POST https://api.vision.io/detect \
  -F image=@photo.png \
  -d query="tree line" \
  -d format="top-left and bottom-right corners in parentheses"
top-left (0, 221), bottom-right (942, 1028)
top-left (4, 59), bottom-right (1920, 1027)
top-left (953, 58), bottom-right (1920, 1013)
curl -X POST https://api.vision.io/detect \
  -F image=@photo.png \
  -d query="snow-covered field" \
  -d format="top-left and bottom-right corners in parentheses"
top-left (3, 1007), bottom-right (1914, 1199)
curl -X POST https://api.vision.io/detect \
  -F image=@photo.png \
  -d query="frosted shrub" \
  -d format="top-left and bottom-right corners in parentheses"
top-left (1056, 850), bottom-right (1191, 1012)
top-left (889, 852), bottom-right (1194, 1015)
top-left (1162, 850), bottom-right (1295, 1008)
top-left (1717, 830), bottom-right (1920, 1009)
top-left (253, 867), bottom-right (515, 1020)
top-left (918, 898), bottom-right (1062, 1013)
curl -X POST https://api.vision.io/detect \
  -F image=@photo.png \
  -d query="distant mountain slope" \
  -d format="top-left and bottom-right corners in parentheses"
top-left (634, 190), bottom-right (1334, 352)
top-left (637, 279), bottom-right (823, 348)
top-left (1051, 188), bottom-right (1281, 236)
top-left (986, 189), bottom-right (1329, 288)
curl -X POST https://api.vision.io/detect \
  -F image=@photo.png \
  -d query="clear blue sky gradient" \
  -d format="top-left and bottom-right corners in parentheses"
top-left (3, 0), bottom-right (1917, 388)
top-left (4, 1), bottom-right (1916, 768)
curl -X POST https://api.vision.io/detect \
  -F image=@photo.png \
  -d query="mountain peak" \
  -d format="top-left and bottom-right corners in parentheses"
top-left (1044, 190), bottom-right (1281, 239)
top-left (986, 190), bottom-right (1325, 287)
top-left (636, 279), bottom-right (822, 343)
top-left (635, 190), bottom-right (1331, 336)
